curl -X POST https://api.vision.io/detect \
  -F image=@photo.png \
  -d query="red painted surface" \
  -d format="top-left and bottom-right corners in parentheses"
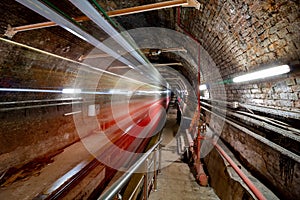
top-left (214, 143), bottom-right (267, 200)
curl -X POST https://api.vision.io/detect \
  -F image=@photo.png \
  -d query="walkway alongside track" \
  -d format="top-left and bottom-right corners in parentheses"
top-left (148, 104), bottom-right (219, 200)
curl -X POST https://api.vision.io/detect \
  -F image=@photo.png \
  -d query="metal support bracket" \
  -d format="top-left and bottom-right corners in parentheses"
top-left (4, 25), bottom-right (17, 38)
top-left (182, 0), bottom-right (201, 10)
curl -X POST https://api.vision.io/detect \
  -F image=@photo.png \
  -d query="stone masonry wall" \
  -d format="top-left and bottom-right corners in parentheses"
top-left (220, 122), bottom-right (300, 200)
top-left (0, 105), bottom-right (78, 174)
top-left (0, 38), bottom-right (83, 101)
top-left (180, 0), bottom-right (300, 110)
top-left (181, 0), bottom-right (299, 75)
top-left (204, 110), bottom-right (300, 200)
top-left (226, 73), bottom-right (300, 111)
top-left (204, 144), bottom-right (254, 200)
top-left (0, 39), bottom-right (77, 173)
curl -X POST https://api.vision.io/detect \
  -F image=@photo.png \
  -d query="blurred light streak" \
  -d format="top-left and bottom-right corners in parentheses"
top-left (69, 0), bottom-right (148, 67)
top-left (16, 0), bottom-right (149, 76)
top-left (0, 88), bottom-right (61, 93)
top-left (69, 0), bottom-right (163, 83)
top-left (62, 88), bottom-right (82, 94)
top-left (233, 65), bottom-right (290, 83)
top-left (0, 38), bottom-right (161, 90)
top-left (0, 87), bottom-right (167, 96)
top-left (199, 84), bottom-right (207, 91)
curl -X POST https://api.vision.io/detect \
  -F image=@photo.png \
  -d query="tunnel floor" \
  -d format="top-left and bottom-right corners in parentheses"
top-left (148, 104), bottom-right (219, 200)
top-left (0, 139), bottom-right (93, 199)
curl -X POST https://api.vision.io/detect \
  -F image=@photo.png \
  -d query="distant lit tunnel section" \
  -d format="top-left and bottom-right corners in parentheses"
top-left (71, 62), bottom-right (170, 170)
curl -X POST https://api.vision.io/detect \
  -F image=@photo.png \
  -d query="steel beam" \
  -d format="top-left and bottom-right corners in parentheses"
top-left (78, 53), bottom-right (112, 61)
top-left (161, 47), bottom-right (187, 53)
top-left (153, 63), bottom-right (183, 67)
top-left (108, 63), bottom-right (183, 70)
top-left (6, 0), bottom-right (200, 38)
top-left (80, 47), bottom-right (186, 61)
top-left (107, 0), bottom-right (200, 17)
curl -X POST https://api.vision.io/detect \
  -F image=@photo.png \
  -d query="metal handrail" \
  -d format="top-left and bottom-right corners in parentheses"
top-left (98, 139), bottom-right (162, 200)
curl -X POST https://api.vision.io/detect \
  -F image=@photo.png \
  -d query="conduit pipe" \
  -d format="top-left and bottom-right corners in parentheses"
top-left (176, 7), bottom-right (268, 199)
top-left (202, 106), bottom-right (300, 162)
top-left (203, 106), bottom-right (300, 199)
top-left (176, 6), bottom-right (207, 185)
top-left (106, 0), bottom-right (200, 17)
top-left (213, 143), bottom-right (267, 200)
top-left (201, 102), bottom-right (269, 199)
top-left (201, 98), bottom-right (300, 120)
top-left (201, 101), bottom-right (300, 141)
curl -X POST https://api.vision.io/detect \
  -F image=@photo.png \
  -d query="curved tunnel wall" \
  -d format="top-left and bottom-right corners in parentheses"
top-left (0, 38), bottom-right (81, 173)
top-left (177, 0), bottom-right (299, 111)
top-left (0, 1), bottom-right (299, 199)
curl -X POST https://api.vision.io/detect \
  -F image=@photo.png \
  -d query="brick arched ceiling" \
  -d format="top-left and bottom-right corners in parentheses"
top-left (100, 1), bottom-right (298, 102)
top-left (179, 0), bottom-right (299, 78)
top-left (112, 0), bottom-right (299, 80)
top-left (0, 0), bottom-right (299, 87)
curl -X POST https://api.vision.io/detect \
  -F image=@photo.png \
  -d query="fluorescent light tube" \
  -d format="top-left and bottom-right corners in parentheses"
top-left (62, 88), bottom-right (82, 94)
top-left (233, 65), bottom-right (290, 83)
top-left (199, 84), bottom-right (207, 91)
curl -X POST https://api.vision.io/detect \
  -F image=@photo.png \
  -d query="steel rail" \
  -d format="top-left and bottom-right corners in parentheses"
top-left (201, 101), bottom-right (300, 141)
top-left (235, 110), bottom-right (300, 134)
top-left (200, 98), bottom-right (300, 134)
top-left (202, 106), bottom-right (300, 199)
top-left (202, 103), bottom-right (300, 157)
top-left (202, 98), bottom-right (300, 120)
top-left (202, 106), bottom-right (300, 162)
top-left (98, 139), bottom-right (162, 200)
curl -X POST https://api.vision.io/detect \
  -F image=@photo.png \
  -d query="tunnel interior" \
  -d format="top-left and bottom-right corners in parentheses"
top-left (0, 0), bottom-right (299, 200)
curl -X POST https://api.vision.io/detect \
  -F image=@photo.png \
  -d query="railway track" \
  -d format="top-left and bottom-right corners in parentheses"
top-left (0, 96), bottom-right (168, 200)
top-left (201, 100), bottom-right (300, 156)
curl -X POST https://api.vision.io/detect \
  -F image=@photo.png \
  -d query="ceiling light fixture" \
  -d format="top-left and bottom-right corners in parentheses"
top-left (199, 84), bottom-right (207, 91)
top-left (232, 65), bottom-right (290, 83)
top-left (62, 88), bottom-right (82, 94)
